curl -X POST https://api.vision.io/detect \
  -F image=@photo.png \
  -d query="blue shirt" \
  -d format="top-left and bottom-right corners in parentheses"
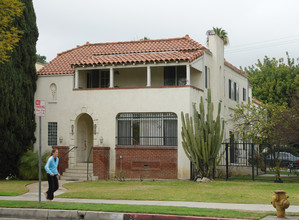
top-left (44, 156), bottom-right (59, 175)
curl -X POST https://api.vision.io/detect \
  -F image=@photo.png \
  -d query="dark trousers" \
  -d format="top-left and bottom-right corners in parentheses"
top-left (46, 174), bottom-right (59, 200)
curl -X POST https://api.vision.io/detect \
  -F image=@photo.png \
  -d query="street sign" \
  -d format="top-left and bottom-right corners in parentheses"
top-left (35, 100), bottom-right (45, 203)
top-left (35, 100), bottom-right (46, 117)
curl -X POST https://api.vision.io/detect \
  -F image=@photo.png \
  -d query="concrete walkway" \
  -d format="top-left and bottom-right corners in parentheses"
top-left (0, 181), bottom-right (298, 219)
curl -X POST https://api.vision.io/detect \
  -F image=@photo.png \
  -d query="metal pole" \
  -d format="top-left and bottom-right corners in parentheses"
top-left (252, 143), bottom-right (255, 181)
top-left (226, 143), bottom-right (229, 181)
top-left (38, 116), bottom-right (42, 203)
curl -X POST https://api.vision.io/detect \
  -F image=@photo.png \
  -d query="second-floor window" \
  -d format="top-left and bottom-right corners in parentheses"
top-left (101, 71), bottom-right (109, 88)
top-left (229, 79), bottom-right (239, 102)
top-left (86, 70), bottom-right (110, 88)
top-left (205, 66), bottom-right (210, 89)
top-left (243, 88), bottom-right (246, 101)
top-left (87, 70), bottom-right (99, 88)
top-left (164, 66), bottom-right (186, 86)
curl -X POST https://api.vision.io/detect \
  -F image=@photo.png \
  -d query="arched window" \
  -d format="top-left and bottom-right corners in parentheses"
top-left (116, 113), bottom-right (177, 146)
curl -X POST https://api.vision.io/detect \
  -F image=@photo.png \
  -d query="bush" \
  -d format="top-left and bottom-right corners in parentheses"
top-left (18, 151), bottom-right (50, 180)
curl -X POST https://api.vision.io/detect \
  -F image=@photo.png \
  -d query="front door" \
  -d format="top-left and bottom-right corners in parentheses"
top-left (76, 113), bottom-right (93, 163)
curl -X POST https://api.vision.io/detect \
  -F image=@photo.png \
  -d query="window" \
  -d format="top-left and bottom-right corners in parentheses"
top-left (204, 66), bottom-right (210, 89)
top-left (243, 88), bottom-right (246, 101)
top-left (229, 79), bottom-right (239, 102)
top-left (236, 83), bottom-right (239, 102)
top-left (164, 66), bottom-right (186, 86)
top-left (234, 82), bottom-right (237, 101)
top-left (87, 70), bottom-right (99, 88)
top-left (231, 81), bottom-right (235, 100)
top-left (229, 79), bottom-right (232, 99)
top-left (117, 113), bottom-right (177, 146)
top-left (223, 76), bottom-right (225, 97)
top-left (100, 71), bottom-right (109, 88)
top-left (48, 122), bottom-right (57, 146)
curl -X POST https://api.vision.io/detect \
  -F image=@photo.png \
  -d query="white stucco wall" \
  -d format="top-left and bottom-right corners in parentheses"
top-left (34, 73), bottom-right (203, 179)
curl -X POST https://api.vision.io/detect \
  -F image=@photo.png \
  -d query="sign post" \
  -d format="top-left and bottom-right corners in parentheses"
top-left (35, 100), bottom-right (46, 203)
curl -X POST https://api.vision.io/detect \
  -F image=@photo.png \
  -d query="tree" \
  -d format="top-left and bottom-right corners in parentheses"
top-left (230, 102), bottom-right (284, 145)
top-left (244, 53), bottom-right (299, 105)
top-left (230, 101), bottom-right (297, 182)
top-left (207, 27), bottom-right (229, 46)
top-left (274, 96), bottom-right (299, 147)
top-left (36, 54), bottom-right (47, 64)
top-left (0, 0), bottom-right (24, 63)
top-left (181, 89), bottom-right (224, 180)
top-left (0, 0), bottom-right (38, 179)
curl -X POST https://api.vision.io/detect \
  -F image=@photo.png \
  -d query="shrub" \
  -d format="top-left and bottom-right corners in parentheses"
top-left (18, 151), bottom-right (50, 180)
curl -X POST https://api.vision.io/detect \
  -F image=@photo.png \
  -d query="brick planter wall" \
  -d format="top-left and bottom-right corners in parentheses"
top-left (93, 147), bottom-right (110, 180)
top-left (115, 146), bottom-right (177, 179)
top-left (52, 146), bottom-right (69, 175)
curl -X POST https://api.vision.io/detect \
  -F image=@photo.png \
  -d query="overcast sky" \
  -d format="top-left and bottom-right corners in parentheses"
top-left (32, 0), bottom-right (299, 69)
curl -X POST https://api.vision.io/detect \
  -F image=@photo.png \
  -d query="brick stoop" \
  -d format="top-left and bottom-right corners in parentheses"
top-left (53, 146), bottom-right (69, 175)
top-left (116, 146), bottom-right (177, 179)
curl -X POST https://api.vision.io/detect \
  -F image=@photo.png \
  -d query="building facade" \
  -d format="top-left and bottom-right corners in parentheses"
top-left (34, 33), bottom-right (251, 180)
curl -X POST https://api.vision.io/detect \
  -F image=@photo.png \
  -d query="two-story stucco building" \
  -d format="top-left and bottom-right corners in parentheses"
top-left (34, 33), bottom-right (252, 180)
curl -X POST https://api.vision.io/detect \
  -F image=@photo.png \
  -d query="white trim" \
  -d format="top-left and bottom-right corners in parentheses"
top-left (109, 67), bottom-right (114, 88)
top-left (186, 64), bottom-right (190, 85)
top-left (75, 69), bottom-right (79, 89)
top-left (146, 66), bottom-right (151, 87)
top-left (37, 74), bottom-right (73, 77)
top-left (74, 61), bottom-right (190, 71)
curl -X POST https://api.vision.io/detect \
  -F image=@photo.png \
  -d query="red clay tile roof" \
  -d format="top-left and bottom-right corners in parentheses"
top-left (224, 59), bottom-right (248, 78)
top-left (252, 97), bottom-right (263, 105)
top-left (75, 50), bottom-right (204, 67)
top-left (38, 35), bottom-right (207, 75)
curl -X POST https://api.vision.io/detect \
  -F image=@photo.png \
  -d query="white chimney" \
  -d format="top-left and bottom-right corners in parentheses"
top-left (207, 32), bottom-right (225, 108)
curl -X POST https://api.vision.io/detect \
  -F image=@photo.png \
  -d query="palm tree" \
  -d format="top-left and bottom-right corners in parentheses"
top-left (139, 37), bottom-right (150, 41)
top-left (207, 27), bottom-right (229, 46)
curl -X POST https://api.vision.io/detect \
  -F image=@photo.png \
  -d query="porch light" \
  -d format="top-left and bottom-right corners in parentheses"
top-left (71, 124), bottom-right (74, 135)
top-left (100, 136), bottom-right (103, 145)
top-left (59, 136), bottom-right (63, 144)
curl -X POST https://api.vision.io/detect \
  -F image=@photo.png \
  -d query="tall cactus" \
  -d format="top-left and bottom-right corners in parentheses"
top-left (181, 89), bottom-right (224, 180)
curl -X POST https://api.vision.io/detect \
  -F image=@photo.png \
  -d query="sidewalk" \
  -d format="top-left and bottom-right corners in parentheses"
top-left (0, 181), bottom-right (298, 219)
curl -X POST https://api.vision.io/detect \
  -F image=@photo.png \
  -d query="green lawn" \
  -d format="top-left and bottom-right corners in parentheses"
top-left (0, 200), bottom-right (275, 219)
top-left (0, 180), bottom-right (35, 196)
top-left (59, 176), bottom-right (299, 205)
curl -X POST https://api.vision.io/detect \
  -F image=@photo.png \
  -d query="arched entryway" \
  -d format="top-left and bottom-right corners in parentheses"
top-left (76, 113), bottom-right (93, 163)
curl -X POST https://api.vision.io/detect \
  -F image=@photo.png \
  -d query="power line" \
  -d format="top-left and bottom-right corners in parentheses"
top-left (225, 35), bottom-right (299, 54)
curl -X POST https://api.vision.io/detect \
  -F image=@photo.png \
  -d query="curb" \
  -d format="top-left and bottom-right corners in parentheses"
top-left (0, 208), bottom-right (123, 220)
top-left (0, 208), bottom-right (246, 220)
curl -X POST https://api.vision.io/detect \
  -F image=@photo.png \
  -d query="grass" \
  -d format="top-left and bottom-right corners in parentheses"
top-left (0, 200), bottom-right (275, 219)
top-left (0, 180), bottom-right (35, 196)
top-left (59, 176), bottom-right (299, 205)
